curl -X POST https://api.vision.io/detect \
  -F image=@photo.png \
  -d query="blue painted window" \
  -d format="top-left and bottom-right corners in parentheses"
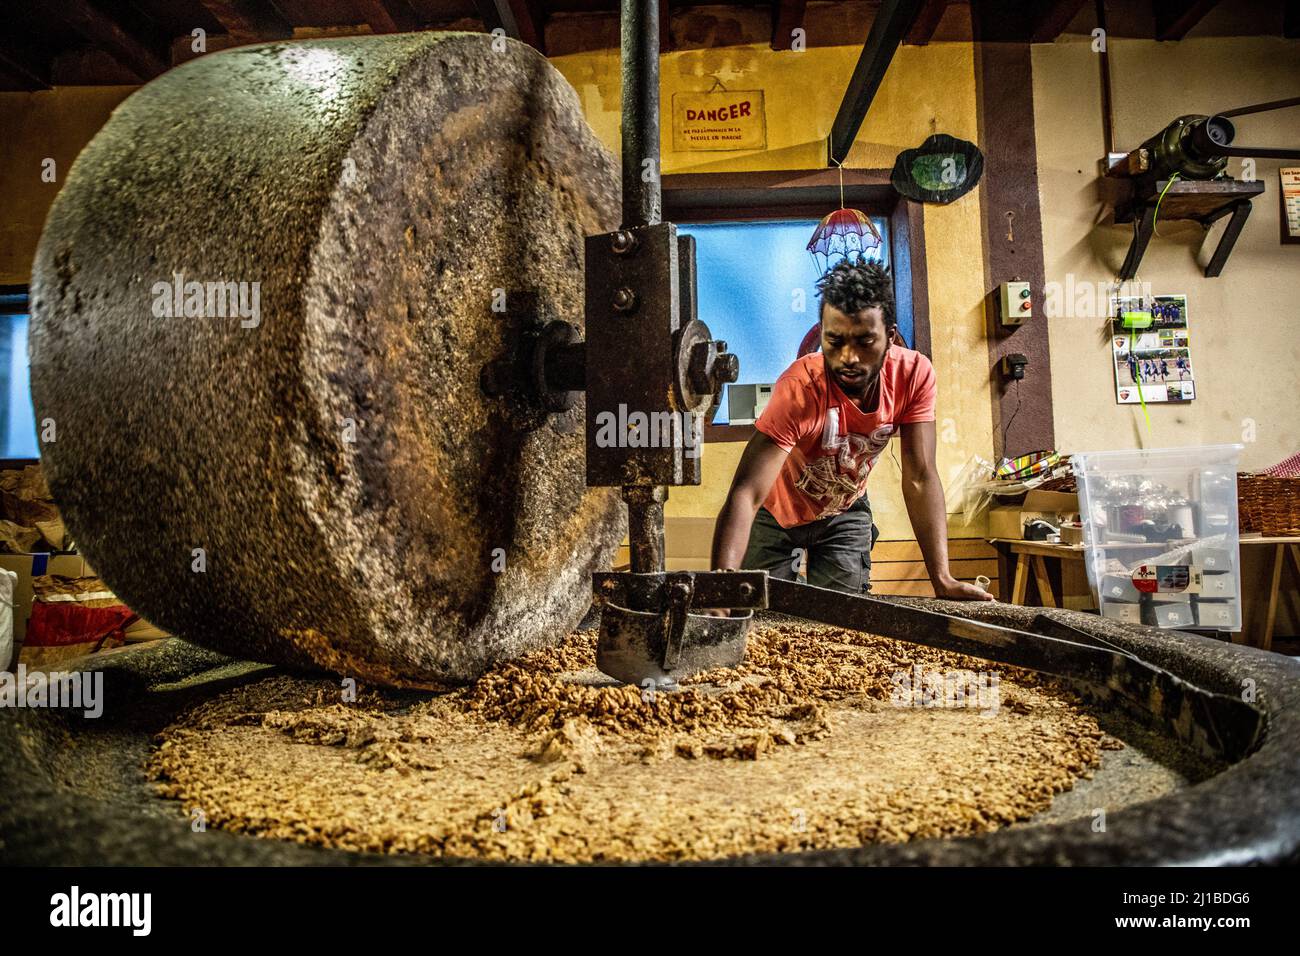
top-left (0, 306), bottom-right (38, 459)
top-left (678, 218), bottom-right (894, 424)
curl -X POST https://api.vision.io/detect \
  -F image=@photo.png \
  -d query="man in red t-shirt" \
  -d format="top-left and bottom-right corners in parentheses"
top-left (711, 257), bottom-right (992, 601)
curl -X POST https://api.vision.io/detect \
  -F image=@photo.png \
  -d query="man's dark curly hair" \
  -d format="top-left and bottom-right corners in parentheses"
top-left (816, 255), bottom-right (895, 331)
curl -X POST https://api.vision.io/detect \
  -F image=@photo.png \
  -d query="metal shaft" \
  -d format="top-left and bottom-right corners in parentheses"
top-left (623, 485), bottom-right (667, 573)
top-left (620, 0), bottom-right (661, 228)
top-left (616, 0), bottom-right (667, 576)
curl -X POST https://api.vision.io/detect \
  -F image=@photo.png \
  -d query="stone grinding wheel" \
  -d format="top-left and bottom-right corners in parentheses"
top-left (29, 32), bottom-right (626, 686)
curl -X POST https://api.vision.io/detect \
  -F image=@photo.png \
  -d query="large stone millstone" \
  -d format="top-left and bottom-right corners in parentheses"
top-left (29, 32), bottom-right (625, 685)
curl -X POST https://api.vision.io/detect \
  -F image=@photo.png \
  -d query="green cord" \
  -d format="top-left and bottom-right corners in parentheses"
top-left (1130, 326), bottom-right (1152, 434)
top-left (1134, 172), bottom-right (1179, 428)
top-left (1152, 172), bottom-right (1181, 237)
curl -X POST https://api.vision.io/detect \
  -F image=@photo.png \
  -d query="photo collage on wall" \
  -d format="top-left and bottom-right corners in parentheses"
top-left (1110, 294), bottom-right (1195, 405)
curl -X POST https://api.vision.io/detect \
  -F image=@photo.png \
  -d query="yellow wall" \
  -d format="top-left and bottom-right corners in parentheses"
top-left (1032, 35), bottom-right (1300, 470)
top-left (551, 41), bottom-right (995, 538)
top-left (0, 86), bottom-right (135, 284)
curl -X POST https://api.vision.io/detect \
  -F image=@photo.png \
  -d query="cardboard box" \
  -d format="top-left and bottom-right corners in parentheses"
top-left (0, 552), bottom-right (99, 642)
top-left (988, 504), bottom-right (1024, 540)
top-left (988, 490), bottom-right (1080, 541)
top-left (1022, 489), bottom-right (1079, 527)
top-left (124, 618), bottom-right (169, 642)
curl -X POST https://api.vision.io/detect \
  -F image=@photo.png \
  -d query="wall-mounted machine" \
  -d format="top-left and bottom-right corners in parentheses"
top-left (1107, 98), bottom-right (1300, 279)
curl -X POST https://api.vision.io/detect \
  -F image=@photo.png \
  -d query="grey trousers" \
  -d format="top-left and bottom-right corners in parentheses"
top-left (741, 495), bottom-right (878, 593)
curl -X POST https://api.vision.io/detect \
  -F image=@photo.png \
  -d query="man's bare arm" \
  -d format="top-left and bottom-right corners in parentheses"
top-left (710, 431), bottom-right (789, 570)
top-left (899, 421), bottom-right (994, 602)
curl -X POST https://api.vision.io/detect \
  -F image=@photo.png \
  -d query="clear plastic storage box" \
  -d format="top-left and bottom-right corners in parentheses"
top-left (1071, 444), bottom-right (1243, 631)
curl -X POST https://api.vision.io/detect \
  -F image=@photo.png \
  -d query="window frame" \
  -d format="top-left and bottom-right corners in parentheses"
top-left (0, 285), bottom-right (39, 465)
top-left (663, 168), bottom-right (930, 443)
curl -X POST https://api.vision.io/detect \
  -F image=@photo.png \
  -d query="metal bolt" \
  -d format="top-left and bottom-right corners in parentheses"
top-left (610, 231), bottom-right (638, 254)
top-left (739, 582), bottom-right (754, 599)
top-left (713, 352), bottom-right (740, 385)
top-left (613, 287), bottom-right (637, 313)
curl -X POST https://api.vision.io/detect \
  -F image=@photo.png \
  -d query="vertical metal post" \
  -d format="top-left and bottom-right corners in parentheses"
top-left (621, 0), bottom-right (662, 229)
top-left (618, 0), bottom-right (667, 574)
top-left (624, 485), bottom-right (667, 573)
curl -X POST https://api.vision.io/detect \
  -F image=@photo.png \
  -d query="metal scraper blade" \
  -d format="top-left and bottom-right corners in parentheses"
top-left (596, 603), bottom-right (753, 687)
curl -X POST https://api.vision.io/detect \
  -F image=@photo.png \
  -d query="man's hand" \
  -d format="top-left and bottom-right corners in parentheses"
top-left (933, 575), bottom-right (995, 602)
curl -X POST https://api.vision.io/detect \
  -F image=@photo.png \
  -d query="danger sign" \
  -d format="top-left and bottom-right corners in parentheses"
top-left (672, 90), bottom-right (766, 152)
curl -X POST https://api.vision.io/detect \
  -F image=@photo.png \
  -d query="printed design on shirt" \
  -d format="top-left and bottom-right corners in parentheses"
top-left (793, 408), bottom-right (897, 517)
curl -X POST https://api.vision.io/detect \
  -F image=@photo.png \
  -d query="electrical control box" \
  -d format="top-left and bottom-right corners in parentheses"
top-left (997, 281), bottom-right (1033, 327)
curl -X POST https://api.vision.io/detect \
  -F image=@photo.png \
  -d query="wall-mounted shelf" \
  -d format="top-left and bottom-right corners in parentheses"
top-left (1114, 177), bottom-right (1266, 279)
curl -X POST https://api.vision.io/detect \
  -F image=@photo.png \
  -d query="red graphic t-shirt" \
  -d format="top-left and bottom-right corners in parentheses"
top-left (754, 348), bottom-right (937, 528)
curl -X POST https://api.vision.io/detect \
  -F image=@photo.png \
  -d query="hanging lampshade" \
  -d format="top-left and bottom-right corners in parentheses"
top-left (806, 207), bottom-right (882, 276)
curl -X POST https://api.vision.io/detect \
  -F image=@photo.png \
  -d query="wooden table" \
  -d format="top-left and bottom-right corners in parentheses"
top-left (989, 535), bottom-right (1300, 651)
top-left (1241, 535), bottom-right (1300, 652)
top-left (989, 539), bottom-right (1086, 609)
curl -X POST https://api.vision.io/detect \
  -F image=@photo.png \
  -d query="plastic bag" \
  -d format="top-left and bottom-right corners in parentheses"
top-left (945, 454), bottom-right (998, 523)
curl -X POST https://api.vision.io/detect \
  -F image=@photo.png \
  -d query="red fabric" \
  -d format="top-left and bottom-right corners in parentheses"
top-left (797, 323), bottom-right (821, 358)
top-left (1262, 452), bottom-right (1300, 478)
top-left (755, 348), bottom-right (937, 528)
top-left (25, 602), bottom-right (137, 648)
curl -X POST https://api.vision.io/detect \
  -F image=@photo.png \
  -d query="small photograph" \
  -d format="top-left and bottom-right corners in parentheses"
top-left (1115, 347), bottom-right (1193, 387)
top-left (1110, 294), bottom-right (1188, 332)
top-left (1150, 295), bottom-right (1188, 328)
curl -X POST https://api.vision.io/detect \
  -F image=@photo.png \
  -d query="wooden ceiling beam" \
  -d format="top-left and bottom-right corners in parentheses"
top-left (770, 0), bottom-right (807, 51)
top-left (473, 0), bottom-right (546, 52)
top-left (1154, 0), bottom-right (1222, 41)
top-left (0, 43), bottom-right (51, 90)
top-left (829, 0), bottom-right (929, 164)
top-left (52, 0), bottom-right (168, 80)
top-left (198, 1), bottom-right (294, 41)
top-left (1029, 0), bottom-right (1090, 43)
top-left (905, 0), bottom-right (948, 45)
top-left (354, 0), bottom-right (420, 34)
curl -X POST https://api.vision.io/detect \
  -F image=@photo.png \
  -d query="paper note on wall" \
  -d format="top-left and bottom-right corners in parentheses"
top-left (671, 90), bottom-right (766, 152)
